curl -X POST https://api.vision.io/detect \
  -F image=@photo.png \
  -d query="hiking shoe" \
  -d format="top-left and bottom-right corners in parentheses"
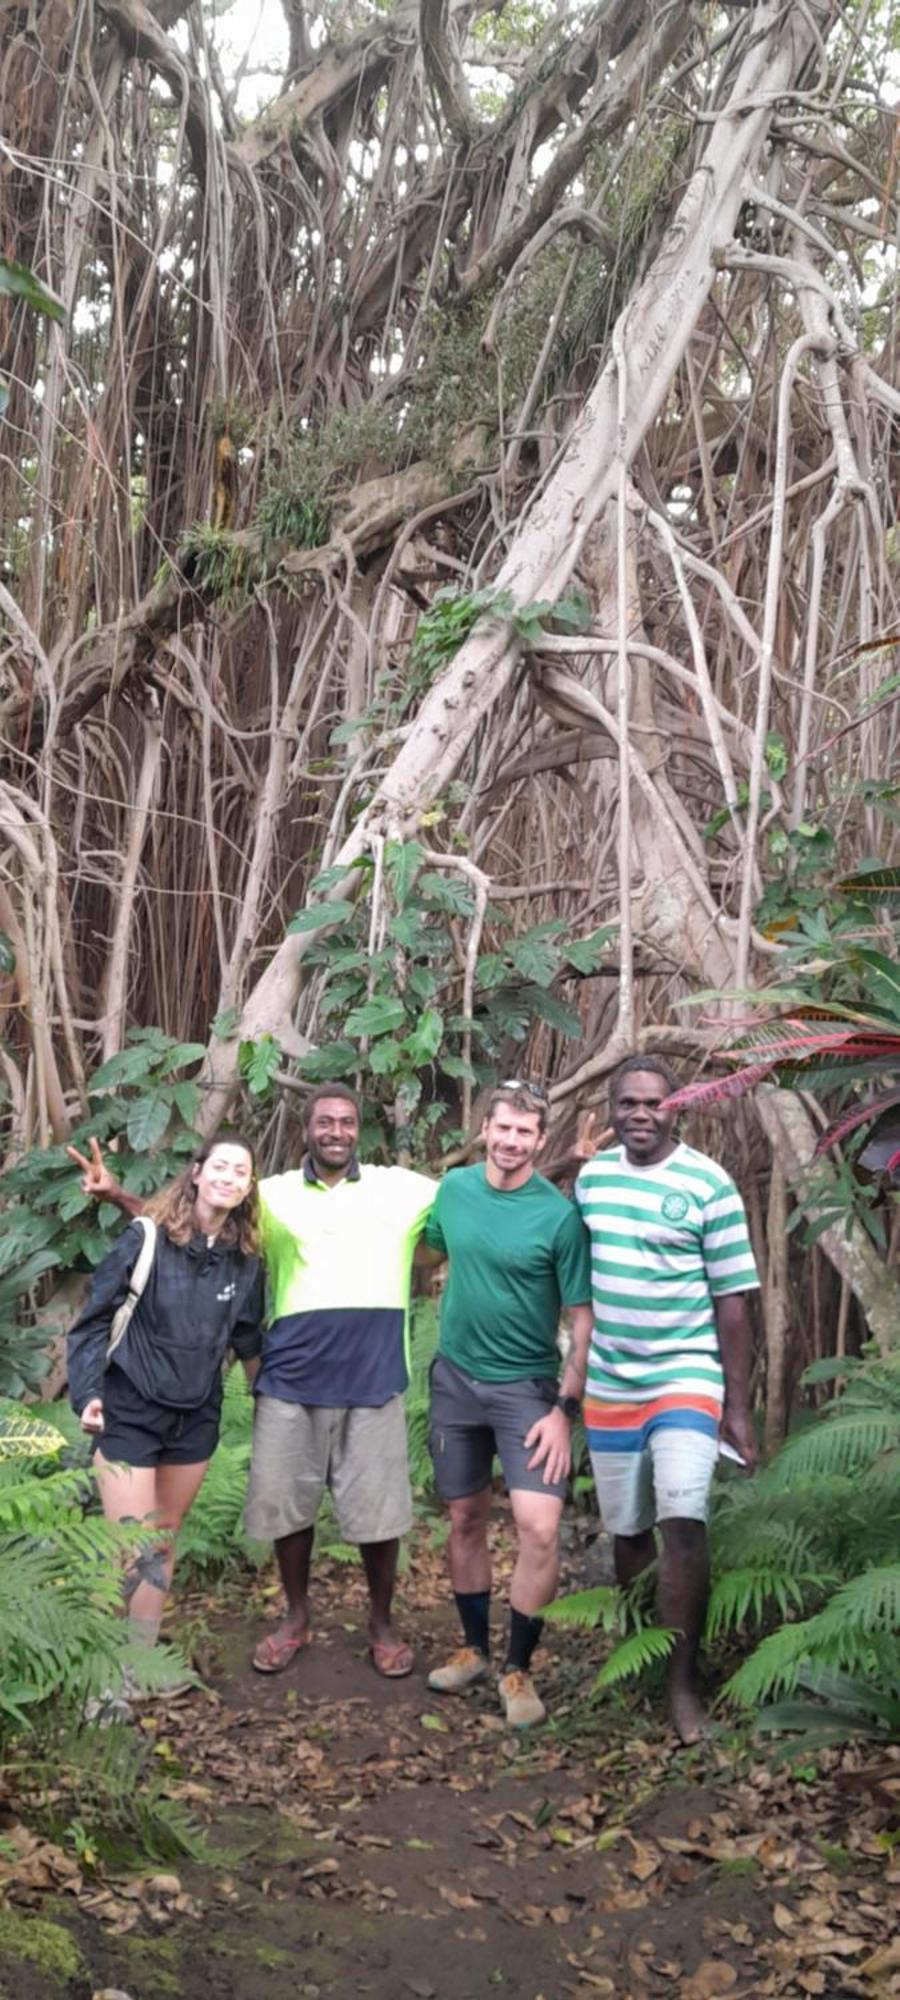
top-left (84, 1684), bottom-right (134, 1726)
top-left (498, 1669), bottom-right (546, 1729)
top-left (427, 1647), bottom-right (491, 1694)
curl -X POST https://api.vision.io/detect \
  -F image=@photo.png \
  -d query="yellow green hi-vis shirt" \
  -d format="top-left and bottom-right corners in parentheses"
top-left (255, 1160), bottom-right (435, 1407)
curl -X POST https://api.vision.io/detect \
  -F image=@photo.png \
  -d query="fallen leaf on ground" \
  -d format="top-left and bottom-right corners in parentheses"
top-left (681, 1960), bottom-right (739, 1999)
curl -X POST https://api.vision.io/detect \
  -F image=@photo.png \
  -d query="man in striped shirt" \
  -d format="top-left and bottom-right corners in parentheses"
top-left (575, 1055), bottom-right (759, 1741)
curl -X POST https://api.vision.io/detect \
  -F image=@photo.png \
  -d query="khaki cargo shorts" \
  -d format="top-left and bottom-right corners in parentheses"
top-left (244, 1393), bottom-right (413, 1544)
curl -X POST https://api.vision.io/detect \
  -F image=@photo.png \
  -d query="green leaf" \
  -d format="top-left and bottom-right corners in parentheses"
top-left (507, 928), bottom-right (564, 987)
top-left (848, 949), bottom-right (900, 1022)
top-left (480, 994), bottom-right (531, 1039)
top-left (298, 1041), bottom-right (358, 1080)
top-left (524, 986), bottom-right (582, 1037)
top-left (345, 996), bottom-right (407, 1039)
top-left (593, 1627), bottom-right (677, 1691)
top-left (0, 255), bottom-right (65, 322)
top-left (0, 1249), bottom-right (61, 1298)
top-left (125, 1095), bottom-right (171, 1152)
top-left (764, 731), bottom-right (788, 781)
top-left (238, 1034), bottom-right (281, 1097)
top-left (0, 377), bottom-right (7, 418)
top-left (329, 718), bottom-right (370, 745)
top-left (418, 871), bottom-right (475, 916)
top-left (402, 1009), bottom-right (443, 1065)
top-left (287, 899), bottom-right (356, 934)
top-left (159, 1042), bottom-right (206, 1074)
top-left (169, 1081), bottom-right (201, 1123)
top-left (211, 1007), bottom-right (241, 1040)
top-left (368, 1039), bottom-right (402, 1076)
top-left (320, 947), bottom-right (368, 973)
top-left (837, 864), bottom-right (900, 898)
top-left (440, 1055), bottom-right (477, 1083)
top-left (0, 932), bottom-right (15, 975)
top-left (57, 1188), bottom-right (91, 1222)
top-left (320, 977), bottom-right (367, 1019)
top-left (565, 926), bottom-right (617, 975)
top-left (309, 864), bottom-right (354, 894)
top-left (385, 840), bottom-right (425, 910)
top-left (90, 1046), bottom-right (160, 1090)
top-left (390, 910), bottom-right (432, 954)
top-left (407, 965), bottom-right (439, 1005)
top-left (543, 1586), bottom-right (621, 1632)
top-left (475, 954), bottom-right (509, 991)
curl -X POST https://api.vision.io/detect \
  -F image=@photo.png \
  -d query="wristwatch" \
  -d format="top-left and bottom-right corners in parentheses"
top-left (556, 1393), bottom-right (581, 1421)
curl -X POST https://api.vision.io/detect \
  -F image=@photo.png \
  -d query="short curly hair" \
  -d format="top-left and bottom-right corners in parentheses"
top-left (609, 1054), bottom-right (681, 1109)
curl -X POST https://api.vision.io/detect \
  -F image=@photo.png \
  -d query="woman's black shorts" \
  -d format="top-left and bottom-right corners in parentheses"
top-left (95, 1363), bottom-right (222, 1468)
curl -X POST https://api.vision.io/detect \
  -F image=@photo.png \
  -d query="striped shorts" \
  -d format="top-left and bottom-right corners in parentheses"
top-left (584, 1392), bottom-right (721, 1536)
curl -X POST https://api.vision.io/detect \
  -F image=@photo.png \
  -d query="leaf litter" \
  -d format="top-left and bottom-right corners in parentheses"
top-left (0, 1524), bottom-right (897, 1996)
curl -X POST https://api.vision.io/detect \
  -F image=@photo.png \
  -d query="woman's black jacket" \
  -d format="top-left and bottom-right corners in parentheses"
top-left (67, 1222), bottom-right (265, 1414)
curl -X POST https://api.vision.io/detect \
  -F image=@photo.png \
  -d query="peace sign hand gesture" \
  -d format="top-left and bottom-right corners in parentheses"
top-left (65, 1135), bottom-right (116, 1199)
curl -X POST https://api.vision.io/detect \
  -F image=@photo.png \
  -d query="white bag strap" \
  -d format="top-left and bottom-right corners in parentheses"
top-left (128, 1216), bottom-right (157, 1298)
top-left (106, 1217), bottom-right (157, 1362)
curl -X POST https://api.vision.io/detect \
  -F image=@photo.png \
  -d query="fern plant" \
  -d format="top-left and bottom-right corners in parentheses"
top-left (545, 1575), bottom-right (676, 1694)
top-left (713, 1352), bottom-right (899, 1739)
top-left (0, 1405), bottom-right (189, 1721)
top-left (547, 1349), bottom-right (900, 1740)
top-left (0, 1405), bottom-right (212, 1861)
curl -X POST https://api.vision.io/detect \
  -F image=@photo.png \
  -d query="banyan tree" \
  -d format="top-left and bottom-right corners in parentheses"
top-left (1, 0), bottom-right (898, 1404)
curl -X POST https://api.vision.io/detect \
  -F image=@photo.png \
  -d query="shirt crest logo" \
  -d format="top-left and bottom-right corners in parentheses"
top-left (661, 1192), bottom-right (689, 1222)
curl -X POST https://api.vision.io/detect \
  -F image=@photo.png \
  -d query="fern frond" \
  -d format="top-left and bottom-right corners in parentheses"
top-left (813, 1563), bottom-right (900, 1641)
top-left (723, 1619), bottom-right (822, 1708)
top-left (175, 1441), bottom-right (252, 1572)
top-left (705, 1562), bottom-right (831, 1642)
top-left (770, 1412), bottom-right (900, 1483)
top-left (593, 1626), bottom-right (676, 1691)
top-left (544, 1586), bottom-right (622, 1632)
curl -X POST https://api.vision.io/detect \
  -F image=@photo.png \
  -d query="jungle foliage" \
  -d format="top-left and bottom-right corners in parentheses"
top-left (549, 1345), bottom-right (900, 1748)
top-left (0, 0), bottom-right (898, 1784)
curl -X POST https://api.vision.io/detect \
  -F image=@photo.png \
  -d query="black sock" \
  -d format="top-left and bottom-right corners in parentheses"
top-left (505, 1607), bottom-right (544, 1673)
top-left (454, 1590), bottom-right (491, 1657)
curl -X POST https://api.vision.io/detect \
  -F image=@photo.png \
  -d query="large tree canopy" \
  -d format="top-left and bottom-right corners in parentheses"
top-left (1, 0), bottom-right (898, 1367)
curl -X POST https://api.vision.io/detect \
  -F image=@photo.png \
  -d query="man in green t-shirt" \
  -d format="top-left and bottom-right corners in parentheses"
top-left (421, 1082), bottom-right (593, 1728)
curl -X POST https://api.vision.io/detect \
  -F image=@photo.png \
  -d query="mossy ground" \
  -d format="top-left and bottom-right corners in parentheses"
top-left (0, 1908), bottom-right (86, 1992)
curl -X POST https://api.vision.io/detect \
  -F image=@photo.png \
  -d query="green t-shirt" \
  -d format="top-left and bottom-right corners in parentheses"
top-left (425, 1164), bottom-right (592, 1382)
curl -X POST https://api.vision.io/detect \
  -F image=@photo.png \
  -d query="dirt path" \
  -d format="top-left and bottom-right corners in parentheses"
top-left (1, 1530), bottom-right (897, 1999)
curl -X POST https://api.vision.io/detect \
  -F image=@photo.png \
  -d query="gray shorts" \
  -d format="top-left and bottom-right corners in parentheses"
top-left (429, 1353), bottom-right (566, 1502)
top-left (244, 1394), bottom-right (413, 1544)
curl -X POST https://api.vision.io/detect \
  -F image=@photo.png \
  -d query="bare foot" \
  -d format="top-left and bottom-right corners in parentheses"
top-left (669, 1686), bottom-right (711, 1745)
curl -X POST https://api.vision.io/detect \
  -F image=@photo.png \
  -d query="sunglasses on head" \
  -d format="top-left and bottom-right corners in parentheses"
top-left (499, 1077), bottom-right (549, 1103)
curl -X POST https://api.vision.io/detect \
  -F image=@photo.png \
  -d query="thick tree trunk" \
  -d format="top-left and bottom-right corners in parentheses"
top-left (199, 0), bottom-right (840, 1129)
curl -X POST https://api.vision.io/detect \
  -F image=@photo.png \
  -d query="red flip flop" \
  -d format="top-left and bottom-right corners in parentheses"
top-left (252, 1628), bottom-right (312, 1674)
top-left (369, 1638), bottom-right (415, 1679)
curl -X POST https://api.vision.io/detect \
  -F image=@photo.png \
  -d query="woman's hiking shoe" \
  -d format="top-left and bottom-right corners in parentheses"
top-left (84, 1681), bottom-right (134, 1726)
top-left (427, 1647), bottom-right (491, 1694)
top-left (498, 1669), bottom-right (546, 1728)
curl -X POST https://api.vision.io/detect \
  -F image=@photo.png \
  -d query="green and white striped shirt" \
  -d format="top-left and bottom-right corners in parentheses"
top-left (574, 1143), bottom-right (759, 1403)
